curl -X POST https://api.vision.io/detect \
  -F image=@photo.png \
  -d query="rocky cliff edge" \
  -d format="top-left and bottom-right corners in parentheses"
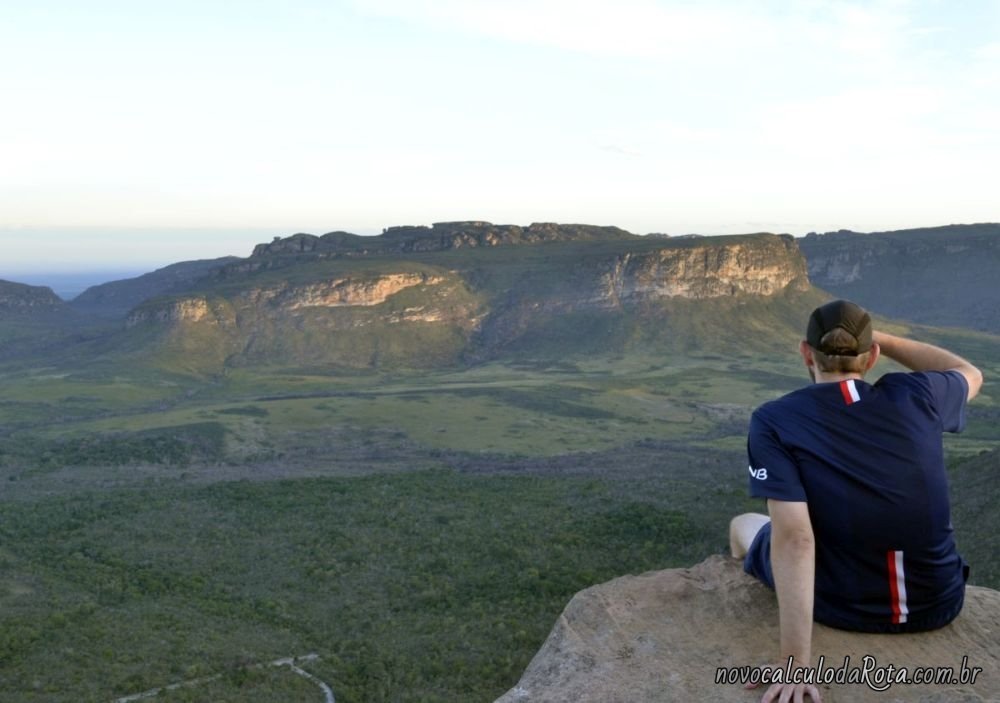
top-left (497, 556), bottom-right (1000, 703)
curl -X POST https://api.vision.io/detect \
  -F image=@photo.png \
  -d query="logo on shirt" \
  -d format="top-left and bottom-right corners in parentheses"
top-left (748, 465), bottom-right (768, 480)
top-left (839, 379), bottom-right (861, 405)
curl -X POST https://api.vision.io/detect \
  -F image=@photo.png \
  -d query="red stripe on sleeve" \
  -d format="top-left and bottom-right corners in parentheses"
top-left (887, 550), bottom-right (902, 624)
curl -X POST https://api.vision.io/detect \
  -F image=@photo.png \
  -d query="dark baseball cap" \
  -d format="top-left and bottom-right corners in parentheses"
top-left (806, 300), bottom-right (872, 355)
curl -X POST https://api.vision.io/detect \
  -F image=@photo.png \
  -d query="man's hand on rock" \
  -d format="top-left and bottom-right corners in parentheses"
top-left (754, 681), bottom-right (822, 703)
top-left (744, 663), bottom-right (822, 703)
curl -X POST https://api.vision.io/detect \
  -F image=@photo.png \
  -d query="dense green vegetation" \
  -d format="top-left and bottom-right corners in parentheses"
top-left (1, 423), bottom-right (226, 471)
top-left (0, 340), bottom-right (996, 702)
top-left (0, 463), bottom-right (756, 702)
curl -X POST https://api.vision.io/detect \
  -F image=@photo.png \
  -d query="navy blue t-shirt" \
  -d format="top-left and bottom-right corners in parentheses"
top-left (747, 370), bottom-right (969, 632)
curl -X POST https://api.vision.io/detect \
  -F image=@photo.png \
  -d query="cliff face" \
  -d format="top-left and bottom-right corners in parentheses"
top-left (120, 229), bottom-right (814, 370)
top-left (0, 280), bottom-right (64, 313)
top-left (127, 272), bottom-right (471, 328)
top-left (798, 224), bottom-right (1000, 332)
top-left (463, 234), bottom-right (813, 359)
top-left (595, 236), bottom-right (808, 307)
top-left (125, 268), bottom-right (482, 368)
top-left (126, 297), bottom-right (232, 327)
top-left (242, 272), bottom-right (445, 311)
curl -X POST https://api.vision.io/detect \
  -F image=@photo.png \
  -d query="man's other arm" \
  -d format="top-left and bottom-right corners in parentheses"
top-left (873, 331), bottom-right (983, 401)
top-left (767, 499), bottom-right (815, 667)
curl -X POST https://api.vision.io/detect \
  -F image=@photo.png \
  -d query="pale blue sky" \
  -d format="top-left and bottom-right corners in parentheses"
top-left (2, 0), bottom-right (999, 274)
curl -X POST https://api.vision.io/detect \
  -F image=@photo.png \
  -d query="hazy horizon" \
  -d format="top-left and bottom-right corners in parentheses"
top-left (3, 0), bottom-right (998, 271)
top-left (5, 217), bottom-right (1000, 279)
top-left (0, 270), bottom-right (153, 301)
top-left (4, 219), bottom-right (1000, 297)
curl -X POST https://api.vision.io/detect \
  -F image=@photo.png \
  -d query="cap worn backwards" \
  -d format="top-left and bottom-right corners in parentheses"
top-left (806, 300), bottom-right (872, 356)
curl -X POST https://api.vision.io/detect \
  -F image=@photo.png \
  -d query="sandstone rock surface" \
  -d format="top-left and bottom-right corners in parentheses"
top-left (497, 556), bottom-right (1000, 703)
top-left (595, 236), bottom-right (809, 306)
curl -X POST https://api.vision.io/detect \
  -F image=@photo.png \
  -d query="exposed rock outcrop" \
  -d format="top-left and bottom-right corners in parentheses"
top-left (126, 297), bottom-right (227, 328)
top-left (128, 272), bottom-right (464, 328)
top-left (243, 273), bottom-right (445, 310)
top-left (123, 269), bottom-right (482, 368)
top-left (497, 556), bottom-right (1000, 703)
top-left (594, 235), bottom-right (808, 307)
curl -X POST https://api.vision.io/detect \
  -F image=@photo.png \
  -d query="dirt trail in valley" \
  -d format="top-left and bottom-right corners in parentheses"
top-left (113, 653), bottom-right (334, 703)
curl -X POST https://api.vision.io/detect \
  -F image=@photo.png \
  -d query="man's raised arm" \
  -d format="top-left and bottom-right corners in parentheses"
top-left (873, 331), bottom-right (983, 401)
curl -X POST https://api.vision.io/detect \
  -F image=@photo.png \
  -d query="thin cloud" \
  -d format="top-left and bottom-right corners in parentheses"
top-left (350, 0), bottom-right (927, 69)
top-left (975, 42), bottom-right (1000, 60)
top-left (599, 144), bottom-right (643, 158)
top-left (351, 0), bottom-right (777, 59)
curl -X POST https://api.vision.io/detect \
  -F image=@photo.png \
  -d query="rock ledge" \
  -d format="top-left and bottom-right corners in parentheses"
top-left (496, 556), bottom-right (1000, 702)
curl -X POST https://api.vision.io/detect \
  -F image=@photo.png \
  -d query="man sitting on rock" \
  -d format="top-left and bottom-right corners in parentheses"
top-left (729, 299), bottom-right (983, 703)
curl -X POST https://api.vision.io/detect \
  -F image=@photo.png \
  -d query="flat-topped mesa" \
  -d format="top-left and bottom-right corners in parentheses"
top-left (249, 221), bottom-right (639, 259)
top-left (0, 279), bottom-right (64, 312)
top-left (120, 231), bottom-right (814, 370)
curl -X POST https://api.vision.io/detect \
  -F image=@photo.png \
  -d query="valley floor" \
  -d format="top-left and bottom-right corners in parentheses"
top-left (1, 349), bottom-right (997, 702)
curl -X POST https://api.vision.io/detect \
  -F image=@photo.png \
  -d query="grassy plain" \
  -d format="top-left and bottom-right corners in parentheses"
top-left (0, 332), bottom-right (998, 702)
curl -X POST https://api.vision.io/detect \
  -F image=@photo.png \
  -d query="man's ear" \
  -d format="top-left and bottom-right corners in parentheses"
top-left (799, 340), bottom-right (814, 368)
top-left (865, 342), bottom-right (880, 371)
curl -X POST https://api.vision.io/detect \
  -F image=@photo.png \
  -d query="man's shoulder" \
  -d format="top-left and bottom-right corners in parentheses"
top-left (755, 384), bottom-right (819, 410)
top-left (751, 386), bottom-right (816, 423)
top-left (874, 370), bottom-right (926, 386)
top-left (874, 369), bottom-right (964, 394)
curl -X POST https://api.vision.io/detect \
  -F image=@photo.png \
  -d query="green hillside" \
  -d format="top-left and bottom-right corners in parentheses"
top-left (70, 256), bottom-right (239, 318)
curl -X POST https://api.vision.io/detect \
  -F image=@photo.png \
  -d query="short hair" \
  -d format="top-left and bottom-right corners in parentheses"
top-left (811, 328), bottom-right (870, 374)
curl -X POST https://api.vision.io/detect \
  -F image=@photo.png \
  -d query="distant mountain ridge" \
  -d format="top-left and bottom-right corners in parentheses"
top-left (6, 220), bottom-right (1000, 374)
top-left (71, 256), bottom-right (240, 318)
top-left (0, 280), bottom-right (83, 362)
top-left (251, 221), bottom-right (637, 257)
top-left (798, 223), bottom-right (1000, 333)
top-left (217, 222), bottom-right (641, 278)
top-left (0, 279), bottom-right (64, 313)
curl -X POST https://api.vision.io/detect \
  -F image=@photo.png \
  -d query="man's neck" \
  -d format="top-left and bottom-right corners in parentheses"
top-left (812, 371), bottom-right (865, 384)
